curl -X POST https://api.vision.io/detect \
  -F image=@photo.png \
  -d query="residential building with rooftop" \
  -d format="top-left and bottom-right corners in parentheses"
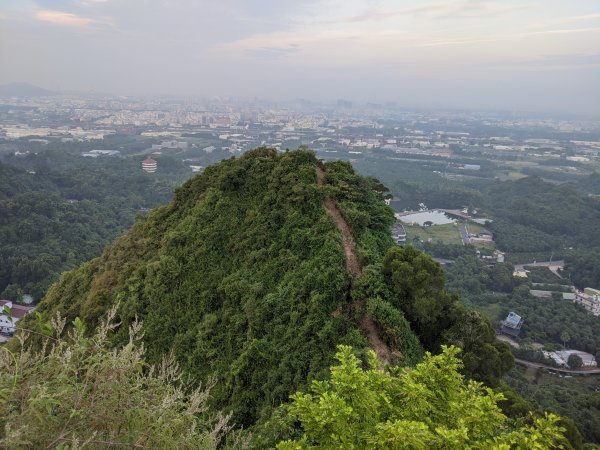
top-left (574, 288), bottom-right (600, 316)
top-left (500, 311), bottom-right (523, 338)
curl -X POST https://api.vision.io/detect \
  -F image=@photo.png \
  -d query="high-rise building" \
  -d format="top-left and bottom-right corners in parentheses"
top-left (142, 158), bottom-right (157, 173)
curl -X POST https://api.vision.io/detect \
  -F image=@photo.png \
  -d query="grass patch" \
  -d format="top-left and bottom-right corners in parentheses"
top-left (524, 266), bottom-right (570, 285)
top-left (404, 222), bottom-right (462, 245)
top-left (473, 241), bottom-right (496, 252)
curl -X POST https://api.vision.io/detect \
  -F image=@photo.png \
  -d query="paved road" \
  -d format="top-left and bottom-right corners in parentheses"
top-left (515, 358), bottom-right (600, 375)
top-left (459, 223), bottom-right (471, 245)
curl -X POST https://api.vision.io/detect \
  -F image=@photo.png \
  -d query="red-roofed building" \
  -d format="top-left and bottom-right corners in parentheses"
top-left (0, 300), bottom-right (35, 336)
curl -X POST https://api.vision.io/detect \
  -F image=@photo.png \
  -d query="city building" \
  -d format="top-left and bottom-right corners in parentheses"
top-left (574, 288), bottom-right (600, 316)
top-left (142, 158), bottom-right (157, 173)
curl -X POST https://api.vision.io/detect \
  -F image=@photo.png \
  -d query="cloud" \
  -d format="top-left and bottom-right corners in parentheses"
top-left (224, 23), bottom-right (600, 58)
top-left (436, 1), bottom-right (532, 19)
top-left (321, 0), bottom-right (533, 25)
top-left (34, 10), bottom-right (95, 27)
top-left (246, 44), bottom-right (301, 59)
top-left (412, 26), bottom-right (600, 48)
top-left (557, 13), bottom-right (600, 23)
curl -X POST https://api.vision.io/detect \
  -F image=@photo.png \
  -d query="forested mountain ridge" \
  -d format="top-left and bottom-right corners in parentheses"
top-left (20, 148), bottom-right (513, 431)
top-left (21, 148), bottom-right (416, 425)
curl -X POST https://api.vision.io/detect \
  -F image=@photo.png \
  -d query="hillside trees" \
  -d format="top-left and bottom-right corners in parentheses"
top-left (0, 155), bottom-right (188, 302)
top-left (21, 149), bottom-right (420, 427)
top-left (12, 148), bottom-right (542, 439)
top-left (382, 246), bottom-right (514, 385)
top-left (565, 251), bottom-right (600, 289)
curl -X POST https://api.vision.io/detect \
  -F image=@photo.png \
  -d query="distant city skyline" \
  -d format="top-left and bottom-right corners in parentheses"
top-left (1, 0), bottom-right (599, 115)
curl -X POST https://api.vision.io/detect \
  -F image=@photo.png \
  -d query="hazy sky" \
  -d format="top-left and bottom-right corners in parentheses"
top-left (1, 0), bottom-right (599, 114)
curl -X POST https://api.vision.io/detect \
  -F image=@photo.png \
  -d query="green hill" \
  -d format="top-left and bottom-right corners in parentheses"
top-left (21, 148), bottom-right (514, 431)
top-left (23, 149), bottom-right (420, 424)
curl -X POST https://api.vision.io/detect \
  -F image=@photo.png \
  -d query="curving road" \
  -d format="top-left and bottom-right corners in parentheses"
top-left (515, 358), bottom-right (600, 375)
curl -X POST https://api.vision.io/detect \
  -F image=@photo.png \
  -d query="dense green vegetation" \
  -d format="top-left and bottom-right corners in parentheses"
top-left (506, 367), bottom-right (600, 445)
top-left (323, 160), bottom-right (397, 267)
top-left (565, 250), bottom-right (600, 290)
top-left (1, 309), bottom-right (568, 449)
top-left (441, 253), bottom-right (600, 444)
top-left (0, 152), bottom-right (188, 301)
top-left (484, 178), bottom-right (600, 259)
top-left (445, 255), bottom-right (516, 295)
top-left (21, 149), bottom-right (414, 427)
top-left (16, 149), bottom-right (524, 439)
top-left (470, 290), bottom-right (600, 356)
top-left (277, 346), bottom-right (565, 449)
top-left (360, 156), bottom-right (600, 289)
top-left (380, 247), bottom-right (514, 386)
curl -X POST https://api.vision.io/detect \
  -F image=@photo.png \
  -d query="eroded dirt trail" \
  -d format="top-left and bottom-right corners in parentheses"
top-left (316, 166), bottom-right (392, 366)
top-left (316, 168), bottom-right (361, 279)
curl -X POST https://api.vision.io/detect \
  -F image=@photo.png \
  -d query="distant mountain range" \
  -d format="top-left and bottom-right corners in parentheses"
top-left (0, 82), bottom-right (55, 97)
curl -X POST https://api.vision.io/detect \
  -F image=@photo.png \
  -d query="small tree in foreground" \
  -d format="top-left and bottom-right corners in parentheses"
top-left (0, 307), bottom-right (239, 449)
top-left (278, 345), bottom-right (566, 449)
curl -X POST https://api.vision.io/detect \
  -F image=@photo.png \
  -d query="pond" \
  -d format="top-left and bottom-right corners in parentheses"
top-left (398, 210), bottom-right (456, 226)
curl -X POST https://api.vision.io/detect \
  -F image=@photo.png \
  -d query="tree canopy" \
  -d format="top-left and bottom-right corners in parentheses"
top-left (277, 345), bottom-right (565, 449)
top-left (20, 149), bottom-right (420, 426)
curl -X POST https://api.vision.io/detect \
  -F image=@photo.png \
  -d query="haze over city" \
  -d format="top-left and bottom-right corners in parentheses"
top-left (1, 0), bottom-right (599, 115)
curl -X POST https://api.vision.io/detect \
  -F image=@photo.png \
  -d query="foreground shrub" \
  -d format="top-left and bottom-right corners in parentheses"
top-left (278, 345), bottom-right (565, 449)
top-left (0, 307), bottom-right (238, 449)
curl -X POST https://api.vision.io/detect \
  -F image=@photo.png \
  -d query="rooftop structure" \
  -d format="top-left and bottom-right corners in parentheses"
top-left (542, 349), bottom-right (597, 368)
top-left (142, 158), bottom-right (157, 173)
top-left (501, 311), bottom-right (523, 338)
top-left (0, 300), bottom-right (35, 336)
top-left (573, 288), bottom-right (600, 316)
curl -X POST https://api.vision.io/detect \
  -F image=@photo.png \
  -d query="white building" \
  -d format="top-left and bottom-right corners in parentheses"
top-left (574, 288), bottom-right (600, 316)
top-left (542, 349), bottom-right (597, 368)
